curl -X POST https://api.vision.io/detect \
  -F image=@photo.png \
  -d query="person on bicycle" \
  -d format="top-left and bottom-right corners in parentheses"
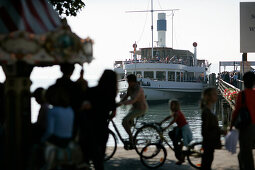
top-left (120, 74), bottom-right (148, 144)
top-left (160, 100), bottom-right (193, 165)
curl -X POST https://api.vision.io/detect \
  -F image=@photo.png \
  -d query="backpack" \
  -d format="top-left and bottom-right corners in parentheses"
top-left (234, 91), bottom-right (252, 130)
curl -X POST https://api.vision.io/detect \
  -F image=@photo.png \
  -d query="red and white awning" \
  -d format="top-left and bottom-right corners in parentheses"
top-left (0, 0), bottom-right (61, 34)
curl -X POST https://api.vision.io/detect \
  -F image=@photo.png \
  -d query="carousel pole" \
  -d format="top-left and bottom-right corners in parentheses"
top-left (2, 61), bottom-right (33, 170)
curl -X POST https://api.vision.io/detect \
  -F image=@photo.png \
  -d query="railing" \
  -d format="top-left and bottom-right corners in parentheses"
top-left (218, 79), bottom-right (240, 110)
top-left (236, 79), bottom-right (244, 90)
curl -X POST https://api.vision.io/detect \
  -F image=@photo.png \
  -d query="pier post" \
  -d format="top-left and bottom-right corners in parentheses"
top-left (2, 62), bottom-right (33, 170)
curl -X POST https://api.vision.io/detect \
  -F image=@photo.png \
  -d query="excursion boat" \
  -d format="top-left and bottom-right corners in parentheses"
top-left (114, 46), bottom-right (209, 101)
top-left (114, 11), bottom-right (209, 102)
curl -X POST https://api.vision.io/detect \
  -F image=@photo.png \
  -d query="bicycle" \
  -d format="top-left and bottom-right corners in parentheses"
top-left (137, 122), bottom-right (204, 169)
top-left (104, 116), bottom-right (162, 161)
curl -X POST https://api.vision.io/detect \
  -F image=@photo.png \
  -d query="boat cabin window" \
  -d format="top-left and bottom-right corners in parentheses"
top-left (144, 71), bottom-right (154, 79)
top-left (127, 72), bottom-right (133, 75)
top-left (187, 72), bottom-right (195, 82)
top-left (136, 71), bottom-right (142, 78)
top-left (176, 72), bottom-right (180, 82)
top-left (156, 71), bottom-right (166, 81)
top-left (181, 72), bottom-right (184, 82)
top-left (135, 71), bottom-right (142, 75)
top-left (118, 73), bottom-right (125, 80)
top-left (168, 71), bottom-right (175, 81)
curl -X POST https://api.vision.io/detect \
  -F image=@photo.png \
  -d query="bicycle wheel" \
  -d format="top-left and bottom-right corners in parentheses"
top-left (134, 124), bottom-right (161, 155)
top-left (140, 143), bottom-right (167, 169)
top-left (187, 142), bottom-right (203, 169)
top-left (104, 130), bottom-right (117, 161)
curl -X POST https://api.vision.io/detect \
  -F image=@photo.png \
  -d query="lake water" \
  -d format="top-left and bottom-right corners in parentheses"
top-left (31, 78), bottom-right (202, 144)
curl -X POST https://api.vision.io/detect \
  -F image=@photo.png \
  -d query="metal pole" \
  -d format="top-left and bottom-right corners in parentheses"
top-left (151, 0), bottom-right (154, 59)
top-left (172, 11), bottom-right (174, 48)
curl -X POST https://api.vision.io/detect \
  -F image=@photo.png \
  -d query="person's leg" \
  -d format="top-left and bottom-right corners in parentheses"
top-left (122, 109), bottom-right (144, 142)
top-left (122, 112), bottom-right (134, 141)
top-left (169, 128), bottom-right (184, 163)
top-left (201, 146), bottom-right (214, 170)
top-left (92, 146), bottom-right (104, 170)
top-left (238, 124), bottom-right (255, 170)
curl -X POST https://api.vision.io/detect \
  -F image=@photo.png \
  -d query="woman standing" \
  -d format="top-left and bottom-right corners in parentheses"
top-left (79, 70), bottom-right (118, 170)
top-left (200, 88), bottom-right (221, 170)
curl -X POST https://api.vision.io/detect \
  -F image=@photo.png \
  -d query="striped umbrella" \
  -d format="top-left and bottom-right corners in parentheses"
top-left (0, 0), bottom-right (61, 34)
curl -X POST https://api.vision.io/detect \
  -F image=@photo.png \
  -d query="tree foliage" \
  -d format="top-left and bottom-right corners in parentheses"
top-left (49, 0), bottom-right (85, 17)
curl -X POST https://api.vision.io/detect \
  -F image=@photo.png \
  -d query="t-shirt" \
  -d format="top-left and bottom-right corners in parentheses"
top-left (42, 106), bottom-right (74, 141)
top-left (232, 89), bottom-right (255, 124)
top-left (175, 111), bottom-right (188, 128)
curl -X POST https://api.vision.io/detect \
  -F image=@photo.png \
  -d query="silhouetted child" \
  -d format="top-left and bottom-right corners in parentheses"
top-left (32, 87), bottom-right (49, 142)
top-left (160, 100), bottom-right (193, 165)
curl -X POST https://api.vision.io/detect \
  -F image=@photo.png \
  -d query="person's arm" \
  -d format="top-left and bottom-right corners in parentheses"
top-left (159, 115), bottom-right (172, 124)
top-left (122, 88), bottom-right (142, 105)
top-left (120, 88), bottom-right (130, 103)
top-left (230, 92), bottom-right (242, 130)
top-left (163, 112), bottom-right (178, 131)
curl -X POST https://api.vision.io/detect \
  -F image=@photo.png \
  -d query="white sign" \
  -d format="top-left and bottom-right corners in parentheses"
top-left (240, 2), bottom-right (255, 53)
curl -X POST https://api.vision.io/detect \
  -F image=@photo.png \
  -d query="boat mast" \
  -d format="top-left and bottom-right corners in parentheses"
top-left (126, 1), bottom-right (179, 58)
top-left (151, 0), bottom-right (154, 59)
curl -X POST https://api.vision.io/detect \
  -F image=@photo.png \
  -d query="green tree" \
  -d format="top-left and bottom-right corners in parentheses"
top-left (49, 0), bottom-right (85, 17)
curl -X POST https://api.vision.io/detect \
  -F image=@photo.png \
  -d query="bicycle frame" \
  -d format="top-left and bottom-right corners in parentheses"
top-left (156, 127), bottom-right (175, 151)
top-left (109, 118), bottom-right (140, 145)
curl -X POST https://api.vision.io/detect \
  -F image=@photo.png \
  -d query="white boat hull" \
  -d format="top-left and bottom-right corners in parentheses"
top-left (118, 78), bottom-right (204, 101)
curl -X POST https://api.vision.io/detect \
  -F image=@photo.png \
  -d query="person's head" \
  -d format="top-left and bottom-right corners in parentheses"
top-left (201, 87), bottom-right (218, 109)
top-left (98, 70), bottom-right (118, 99)
top-left (32, 87), bottom-right (46, 104)
top-left (127, 74), bottom-right (137, 87)
top-left (60, 63), bottom-right (75, 78)
top-left (169, 100), bottom-right (180, 112)
top-left (243, 71), bottom-right (255, 89)
top-left (46, 85), bottom-right (70, 107)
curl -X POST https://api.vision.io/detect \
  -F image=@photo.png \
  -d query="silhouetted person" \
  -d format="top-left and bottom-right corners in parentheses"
top-left (76, 69), bottom-right (88, 93)
top-left (231, 72), bottom-right (255, 170)
top-left (79, 70), bottom-right (117, 170)
top-left (0, 83), bottom-right (4, 125)
top-left (0, 82), bottom-right (4, 169)
top-left (46, 63), bottom-right (83, 139)
top-left (43, 86), bottom-right (74, 147)
top-left (201, 88), bottom-right (222, 170)
top-left (32, 87), bottom-right (49, 141)
top-left (120, 74), bottom-right (148, 143)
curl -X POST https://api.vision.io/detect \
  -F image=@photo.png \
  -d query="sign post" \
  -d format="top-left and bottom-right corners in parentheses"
top-left (240, 2), bottom-right (255, 76)
top-left (240, 2), bottom-right (255, 53)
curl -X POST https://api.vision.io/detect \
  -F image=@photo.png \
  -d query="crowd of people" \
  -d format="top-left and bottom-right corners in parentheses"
top-left (29, 64), bottom-right (148, 170)
top-left (0, 64), bottom-right (255, 170)
top-left (218, 71), bottom-right (241, 87)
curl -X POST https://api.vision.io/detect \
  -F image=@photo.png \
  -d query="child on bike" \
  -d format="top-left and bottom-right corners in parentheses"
top-left (160, 100), bottom-right (193, 165)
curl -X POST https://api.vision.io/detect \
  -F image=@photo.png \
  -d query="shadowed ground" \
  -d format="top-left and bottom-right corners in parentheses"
top-left (105, 147), bottom-right (255, 170)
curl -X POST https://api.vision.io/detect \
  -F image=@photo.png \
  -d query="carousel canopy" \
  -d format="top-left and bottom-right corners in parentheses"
top-left (0, 0), bottom-right (61, 34)
top-left (0, 0), bottom-right (93, 66)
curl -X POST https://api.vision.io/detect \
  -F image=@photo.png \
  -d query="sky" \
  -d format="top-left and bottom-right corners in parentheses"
top-left (1, 0), bottom-right (255, 83)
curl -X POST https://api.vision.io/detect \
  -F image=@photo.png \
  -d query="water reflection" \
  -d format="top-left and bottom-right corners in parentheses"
top-left (110, 100), bottom-right (202, 146)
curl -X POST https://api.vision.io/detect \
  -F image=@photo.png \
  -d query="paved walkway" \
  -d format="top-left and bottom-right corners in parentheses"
top-left (105, 147), bottom-right (255, 170)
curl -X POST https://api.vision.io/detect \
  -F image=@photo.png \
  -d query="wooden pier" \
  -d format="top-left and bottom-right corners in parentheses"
top-left (216, 78), bottom-right (243, 128)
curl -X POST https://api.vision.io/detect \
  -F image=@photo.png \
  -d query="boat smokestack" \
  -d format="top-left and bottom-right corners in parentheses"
top-left (193, 42), bottom-right (197, 66)
top-left (157, 13), bottom-right (166, 47)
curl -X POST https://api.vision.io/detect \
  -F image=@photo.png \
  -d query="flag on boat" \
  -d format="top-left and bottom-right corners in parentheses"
top-left (0, 0), bottom-right (61, 34)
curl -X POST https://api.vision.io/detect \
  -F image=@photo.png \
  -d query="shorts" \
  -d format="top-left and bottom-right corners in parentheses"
top-left (123, 108), bottom-right (146, 127)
